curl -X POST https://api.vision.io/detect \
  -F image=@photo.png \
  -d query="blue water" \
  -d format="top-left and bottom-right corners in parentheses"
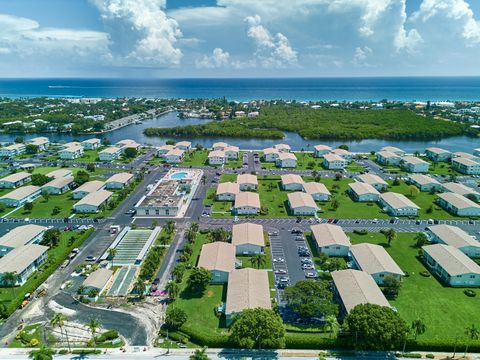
top-left (170, 171), bottom-right (188, 180)
top-left (2, 77), bottom-right (480, 101)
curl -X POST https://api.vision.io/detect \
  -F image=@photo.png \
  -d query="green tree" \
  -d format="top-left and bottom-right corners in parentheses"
top-left (338, 144), bottom-right (349, 150)
top-left (325, 315), bottom-right (340, 338)
top-left (382, 275), bottom-right (402, 299)
top-left (124, 147), bottom-right (138, 158)
top-left (283, 280), bottom-right (338, 319)
top-left (172, 264), bottom-right (186, 283)
top-left (343, 304), bottom-right (408, 350)
top-left (414, 233), bottom-right (428, 248)
top-left (133, 279), bottom-right (146, 298)
top-left (14, 136), bottom-right (24, 143)
top-left (229, 308), bottom-right (285, 349)
top-left (165, 307), bottom-right (187, 330)
top-left (165, 220), bottom-right (176, 234)
top-left (87, 318), bottom-right (100, 351)
top-left (3, 271), bottom-right (18, 297)
top-left (250, 254), bottom-right (267, 269)
top-left (50, 312), bottom-right (71, 351)
top-left (86, 163), bottom-right (96, 172)
top-left (74, 170), bottom-right (90, 185)
top-left (411, 318), bottom-right (426, 340)
top-left (41, 228), bottom-right (61, 247)
top-left (28, 345), bottom-right (54, 360)
top-left (187, 267), bottom-right (211, 293)
top-left (189, 347), bottom-right (210, 360)
top-left (165, 281), bottom-right (180, 301)
top-left (26, 144), bottom-right (39, 154)
top-left (107, 248), bottom-right (117, 267)
top-left (31, 173), bottom-right (51, 186)
top-left (465, 324), bottom-right (480, 356)
top-left (208, 228), bottom-right (230, 242)
top-left (330, 198), bottom-right (340, 211)
top-left (23, 202), bottom-right (33, 212)
top-left (384, 228), bottom-right (397, 246)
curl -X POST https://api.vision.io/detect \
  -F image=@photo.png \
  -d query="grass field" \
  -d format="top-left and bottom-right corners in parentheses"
top-left (9, 192), bottom-right (76, 218)
top-left (181, 150), bottom-right (208, 167)
top-left (348, 232), bottom-right (480, 343)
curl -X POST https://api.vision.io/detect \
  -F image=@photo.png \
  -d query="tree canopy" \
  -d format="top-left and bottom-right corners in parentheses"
top-left (187, 267), bottom-right (211, 294)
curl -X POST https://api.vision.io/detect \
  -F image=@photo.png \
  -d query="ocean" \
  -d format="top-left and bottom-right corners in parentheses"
top-left (1, 77), bottom-right (480, 101)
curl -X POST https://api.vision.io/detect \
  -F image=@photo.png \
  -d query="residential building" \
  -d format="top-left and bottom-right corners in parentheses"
top-left (73, 189), bottom-right (113, 213)
top-left (0, 172), bottom-right (31, 189)
top-left (331, 148), bottom-right (352, 161)
top-left (263, 147), bottom-right (280, 162)
top-left (0, 224), bottom-right (46, 256)
top-left (287, 192), bottom-right (318, 216)
top-left (233, 192), bottom-right (260, 215)
top-left (208, 150), bottom-right (226, 166)
top-left (212, 142), bottom-right (229, 151)
top-left (474, 148), bottom-right (480, 157)
top-left (407, 174), bottom-right (441, 192)
top-left (105, 172), bottom-right (134, 189)
top-left (116, 139), bottom-right (141, 152)
top-left (225, 146), bottom-right (240, 160)
top-left (276, 152), bottom-right (297, 168)
top-left (81, 138), bottom-right (101, 150)
top-left (281, 174), bottom-right (304, 191)
top-left (451, 157), bottom-right (480, 175)
top-left (379, 192), bottom-right (420, 216)
top-left (452, 152), bottom-right (478, 160)
top-left (422, 244), bottom-right (480, 287)
top-left (41, 176), bottom-right (74, 195)
top-left (332, 269), bottom-right (390, 317)
top-left (311, 224), bottom-right (351, 257)
top-left (216, 182), bottom-right (239, 201)
top-left (323, 154), bottom-right (347, 170)
top-left (46, 169), bottom-right (72, 179)
top-left (0, 143), bottom-right (26, 158)
top-left (59, 145), bottom-right (84, 160)
top-left (232, 222), bottom-right (265, 255)
top-left (72, 180), bottom-right (105, 200)
top-left (349, 243), bottom-right (405, 285)
top-left (441, 182), bottom-right (480, 200)
top-left (380, 146), bottom-right (405, 156)
top-left (427, 225), bottom-right (480, 258)
top-left (237, 174), bottom-right (258, 191)
top-left (348, 182), bottom-right (380, 202)
top-left (302, 182), bottom-right (331, 201)
top-left (356, 174), bottom-right (388, 191)
top-left (197, 242), bottom-right (236, 283)
top-left (437, 193), bottom-right (480, 217)
top-left (376, 151), bottom-right (402, 166)
top-left (157, 144), bottom-right (175, 156)
top-left (82, 268), bottom-right (113, 299)
top-left (401, 156), bottom-right (430, 173)
top-left (164, 149), bottom-right (185, 163)
top-left (60, 141), bottom-right (81, 149)
top-left (225, 268), bottom-right (271, 325)
top-left (0, 185), bottom-right (41, 207)
top-left (99, 146), bottom-right (122, 161)
top-left (425, 147), bottom-right (452, 162)
top-left (273, 143), bottom-right (291, 153)
top-left (27, 137), bottom-right (50, 151)
top-left (313, 144), bottom-right (332, 158)
top-left (0, 244), bottom-right (49, 285)
top-left (175, 141), bottom-right (192, 151)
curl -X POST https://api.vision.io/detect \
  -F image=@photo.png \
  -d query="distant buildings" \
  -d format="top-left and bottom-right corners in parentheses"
top-left (0, 143), bottom-right (26, 158)
top-left (425, 147), bottom-right (451, 162)
top-left (0, 172), bottom-right (32, 189)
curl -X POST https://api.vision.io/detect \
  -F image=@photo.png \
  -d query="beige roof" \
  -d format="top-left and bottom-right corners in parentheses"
top-left (117, 139), bottom-right (140, 148)
top-left (324, 153), bottom-right (345, 162)
top-left (288, 192), bottom-right (318, 209)
top-left (423, 244), bottom-right (480, 276)
top-left (176, 141), bottom-right (191, 147)
top-left (212, 142), bottom-right (228, 149)
top-left (208, 150), bottom-right (225, 158)
top-left (350, 243), bottom-right (404, 276)
top-left (381, 146), bottom-right (404, 153)
top-left (303, 182), bottom-right (330, 196)
top-left (349, 182), bottom-right (380, 196)
top-left (281, 174), bottom-right (304, 185)
top-left (217, 181), bottom-right (240, 195)
top-left (332, 269), bottom-right (390, 314)
top-left (403, 156), bottom-right (429, 165)
top-left (225, 145), bottom-right (239, 153)
top-left (274, 143), bottom-right (291, 151)
top-left (62, 141), bottom-right (81, 148)
top-left (437, 192), bottom-right (480, 210)
top-left (73, 180), bottom-right (105, 194)
top-left (0, 172), bottom-right (31, 184)
top-left (377, 150), bottom-right (400, 159)
top-left (0, 244), bottom-right (48, 274)
top-left (428, 225), bottom-right (479, 249)
top-left (82, 138), bottom-right (100, 144)
top-left (453, 152), bottom-right (476, 159)
top-left (106, 172), bottom-right (134, 184)
top-left (263, 147), bottom-right (279, 155)
top-left (83, 268), bottom-right (113, 290)
top-left (409, 174), bottom-right (440, 186)
top-left (74, 189), bottom-right (113, 207)
top-left (197, 242), bottom-right (236, 272)
top-left (3, 143), bottom-right (25, 151)
top-left (42, 176), bottom-right (73, 189)
top-left (100, 146), bottom-right (122, 154)
top-left (0, 185), bottom-right (40, 201)
top-left (61, 144), bottom-right (82, 153)
top-left (314, 144), bottom-right (332, 152)
top-left (426, 147), bottom-right (450, 155)
top-left (46, 169), bottom-right (72, 179)
top-left (28, 137), bottom-right (49, 145)
top-left (311, 224), bottom-right (351, 248)
top-left (166, 148), bottom-right (185, 157)
top-left (452, 157), bottom-right (479, 166)
top-left (442, 182), bottom-right (479, 196)
top-left (277, 152), bottom-right (297, 161)
top-left (237, 174), bottom-right (258, 186)
top-left (225, 268), bottom-right (271, 315)
top-left (234, 192), bottom-right (261, 209)
top-left (331, 148), bottom-right (350, 156)
top-left (232, 223), bottom-right (265, 247)
top-left (159, 144), bottom-right (175, 151)
top-left (0, 224), bottom-right (47, 249)
top-left (380, 192), bottom-right (420, 210)
top-left (357, 174), bottom-right (388, 186)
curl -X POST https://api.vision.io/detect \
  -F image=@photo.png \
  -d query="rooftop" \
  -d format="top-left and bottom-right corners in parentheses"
top-left (437, 192), bottom-right (480, 210)
top-left (423, 244), bottom-right (480, 276)
top-left (357, 173), bottom-right (388, 186)
top-left (403, 156), bottom-right (429, 165)
top-left (73, 180), bottom-right (105, 194)
top-left (311, 223), bottom-right (351, 248)
top-left (281, 174), bottom-right (304, 185)
top-left (350, 243), bottom-right (404, 276)
top-left (288, 192), bottom-right (318, 209)
top-left (0, 185), bottom-right (40, 201)
top-left (83, 268), bottom-right (113, 290)
top-left (303, 182), bottom-right (330, 196)
top-left (0, 244), bottom-right (48, 274)
top-left (0, 172), bottom-right (31, 184)
top-left (409, 174), bottom-right (440, 186)
top-left (349, 182), bottom-right (380, 196)
top-left (74, 189), bottom-right (113, 207)
top-left (234, 192), bottom-right (261, 209)
top-left (106, 172), bottom-right (134, 184)
top-left (380, 192), bottom-right (420, 210)
top-left (0, 224), bottom-right (47, 249)
top-left (197, 242), bottom-right (236, 272)
top-left (232, 222), bottom-right (265, 247)
top-left (428, 225), bottom-right (479, 249)
top-left (217, 181), bottom-right (240, 195)
top-left (237, 173), bottom-right (258, 185)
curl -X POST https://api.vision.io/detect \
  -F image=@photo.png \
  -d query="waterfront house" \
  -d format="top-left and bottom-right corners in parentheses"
top-left (157, 145), bottom-right (175, 156)
top-left (380, 146), bottom-right (405, 156)
top-left (313, 144), bottom-right (332, 158)
top-left (323, 153), bottom-right (347, 170)
top-left (331, 148), bottom-right (352, 161)
top-left (263, 147), bottom-right (280, 162)
top-left (27, 137), bottom-right (50, 151)
top-left (81, 138), bottom-right (101, 150)
top-left (175, 141), bottom-right (192, 151)
top-left (212, 142), bottom-right (229, 151)
top-left (273, 143), bottom-right (291, 153)
top-left (197, 242), bottom-right (236, 283)
top-left (116, 139), bottom-right (141, 152)
top-left (311, 224), bottom-right (351, 257)
top-left (99, 146), bottom-right (122, 161)
top-left (376, 151), bottom-right (402, 166)
top-left (225, 146), bottom-right (240, 160)
top-left (401, 156), bottom-right (430, 173)
top-left (208, 150), bottom-right (226, 165)
top-left (425, 147), bottom-right (451, 162)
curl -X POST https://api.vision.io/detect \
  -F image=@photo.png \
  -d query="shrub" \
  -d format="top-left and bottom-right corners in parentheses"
top-left (397, 353), bottom-right (422, 358)
top-left (29, 338), bottom-right (39, 347)
top-left (96, 329), bottom-right (119, 343)
top-left (426, 354), bottom-right (435, 359)
top-left (58, 349), bottom-right (68, 355)
top-left (464, 289), bottom-right (476, 297)
top-left (72, 349), bottom-right (102, 355)
top-left (353, 229), bottom-right (368, 235)
top-left (419, 271), bottom-right (431, 277)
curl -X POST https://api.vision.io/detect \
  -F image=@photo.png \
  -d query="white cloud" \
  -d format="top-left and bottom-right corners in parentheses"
top-left (244, 15), bottom-right (298, 68)
top-left (91, 0), bottom-right (182, 65)
top-left (352, 46), bottom-right (373, 66)
top-left (195, 48), bottom-right (230, 68)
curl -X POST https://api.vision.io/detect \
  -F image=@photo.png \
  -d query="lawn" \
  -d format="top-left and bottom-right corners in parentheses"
top-left (224, 152), bottom-right (245, 169)
top-left (293, 152), bottom-right (325, 170)
top-left (420, 157), bottom-right (461, 177)
top-left (32, 166), bottom-right (113, 178)
top-left (9, 192), bottom-right (77, 218)
top-left (348, 232), bottom-right (480, 344)
top-left (181, 150), bottom-right (208, 167)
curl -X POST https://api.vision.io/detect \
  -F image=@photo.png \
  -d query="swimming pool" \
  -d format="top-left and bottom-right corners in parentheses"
top-left (170, 171), bottom-right (189, 180)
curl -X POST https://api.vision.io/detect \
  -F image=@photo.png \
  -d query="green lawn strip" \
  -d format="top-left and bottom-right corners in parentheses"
top-left (257, 176), bottom-right (289, 218)
top-left (219, 174), bottom-right (237, 183)
top-left (293, 152), bottom-right (325, 171)
top-left (345, 161), bottom-right (366, 172)
top-left (9, 192), bottom-right (76, 218)
top-left (9, 323), bottom-right (43, 348)
top-left (0, 229), bottom-right (94, 317)
top-left (181, 150), bottom-right (209, 167)
top-left (419, 157), bottom-right (461, 177)
top-left (224, 152), bottom-right (245, 169)
top-left (32, 166), bottom-right (113, 178)
top-left (348, 232), bottom-right (480, 343)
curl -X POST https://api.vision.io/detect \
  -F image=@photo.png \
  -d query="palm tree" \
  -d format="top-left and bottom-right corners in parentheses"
top-left (189, 347), bottom-right (210, 360)
top-left (190, 222), bottom-right (199, 233)
top-left (186, 228), bottom-right (197, 243)
top-left (107, 248), bottom-right (117, 267)
top-left (3, 272), bottom-right (17, 298)
top-left (133, 279), bottom-right (146, 298)
top-left (28, 344), bottom-right (54, 360)
top-left (250, 254), bottom-right (267, 269)
top-left (165, 220), bottom-right (176, 234)
top-left (411, 318), bottom-right (426, 340)
top-left (165, 281), bottom-right (180, 301)
top-left (325, 315), bottom-right (340, 338)
top-left (385, 228), bottom-right (397, 246)
top-left (414, 233), bottom-right (428, 248)
top-left (465, 324), bottom-right (479, 356)
top-left (208, 228), bottom-right (230, 243)
top-left (87, 318), bottom-right (100, 351)
top-left (77, 284), bottom-right (86, 295)
top-left (51, 312), bottom-right (71, 351)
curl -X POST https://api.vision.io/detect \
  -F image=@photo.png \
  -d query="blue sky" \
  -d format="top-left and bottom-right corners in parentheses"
top-left (1, 0), bottom-right (480, 77)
